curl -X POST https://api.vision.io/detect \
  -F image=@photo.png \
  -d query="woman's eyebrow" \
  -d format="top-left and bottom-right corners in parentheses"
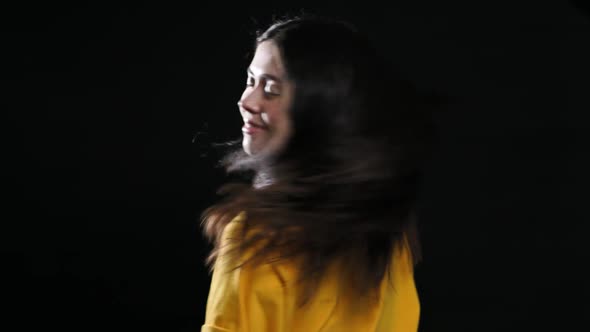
top-left (247, 67), bottom-right (283, 83)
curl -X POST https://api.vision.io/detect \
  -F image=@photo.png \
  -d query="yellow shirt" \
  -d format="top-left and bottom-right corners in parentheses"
top-left (202, 211), bottom-right (420, 332)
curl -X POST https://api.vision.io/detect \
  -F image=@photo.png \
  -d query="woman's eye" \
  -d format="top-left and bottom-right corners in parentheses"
top-left (246, 76), bottom-right (255, 86)
top-left (264, 83), bottom-right (281, 96)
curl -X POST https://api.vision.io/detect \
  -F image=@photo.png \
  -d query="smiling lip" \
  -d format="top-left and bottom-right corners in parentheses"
top-left (242, 122), bottom-right (267, 135)
top-left (246, 120), bottom-right (266, 128)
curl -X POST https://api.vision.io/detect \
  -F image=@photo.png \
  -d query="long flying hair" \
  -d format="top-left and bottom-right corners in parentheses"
top-left (201, 15), bottom-right (441, 307)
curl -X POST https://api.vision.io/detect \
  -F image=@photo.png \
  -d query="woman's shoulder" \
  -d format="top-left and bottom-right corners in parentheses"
top-left (219, 211), bottom-right (273, 265)
top-left (219, 211), bottom-right (245, 239)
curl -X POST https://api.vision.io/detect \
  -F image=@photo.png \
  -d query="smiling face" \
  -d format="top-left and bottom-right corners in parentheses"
top-left (238, 41), bottom-right (294, 157)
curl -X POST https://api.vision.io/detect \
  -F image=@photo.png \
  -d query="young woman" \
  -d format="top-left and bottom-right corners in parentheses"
top-left (200, 15), bottom-right (439, 332)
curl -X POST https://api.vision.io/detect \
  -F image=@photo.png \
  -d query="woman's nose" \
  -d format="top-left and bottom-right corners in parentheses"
top-left (239, 88), bottom-right (263, 113)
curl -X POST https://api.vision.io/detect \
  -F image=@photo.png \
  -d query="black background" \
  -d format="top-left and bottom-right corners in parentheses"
top-left (3, 1), bottom-right (589, 331)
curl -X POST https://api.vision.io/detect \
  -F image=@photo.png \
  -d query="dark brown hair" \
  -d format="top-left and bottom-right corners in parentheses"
top-left (201, 15), bottom-right (440, 307)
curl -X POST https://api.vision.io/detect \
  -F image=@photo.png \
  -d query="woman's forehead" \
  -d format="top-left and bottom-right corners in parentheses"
top-left (249, 41), bottom-right (286, 79)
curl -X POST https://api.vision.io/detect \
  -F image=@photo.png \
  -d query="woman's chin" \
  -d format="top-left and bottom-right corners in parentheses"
top-left (242, 138), bottom-right (264, 156)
